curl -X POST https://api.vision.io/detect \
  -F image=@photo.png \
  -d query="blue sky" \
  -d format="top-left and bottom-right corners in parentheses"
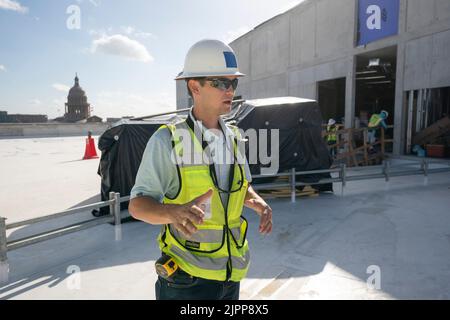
top-left (0, 0), bottom-right (302, 119)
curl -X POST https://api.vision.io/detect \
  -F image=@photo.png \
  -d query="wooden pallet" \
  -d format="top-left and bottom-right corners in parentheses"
top-left (258, 185), bottom-right (319, 199)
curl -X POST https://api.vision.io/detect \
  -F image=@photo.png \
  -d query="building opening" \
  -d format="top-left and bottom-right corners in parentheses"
top-left (318, 78), bottom-right (346, 125)
top-left (405, 87), bottom-right (450, 158)
top-left (355, 46), bottom-right (397, 152)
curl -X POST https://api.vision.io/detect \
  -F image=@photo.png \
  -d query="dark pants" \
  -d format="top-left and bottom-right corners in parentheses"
top-left (155, 270), bottom-right (240, 300)
top-left (328, 141), bottom-right (337, 158)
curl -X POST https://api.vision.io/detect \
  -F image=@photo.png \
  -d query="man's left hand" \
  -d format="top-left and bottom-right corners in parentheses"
top-left (244, 198), bottom-right (273, 235)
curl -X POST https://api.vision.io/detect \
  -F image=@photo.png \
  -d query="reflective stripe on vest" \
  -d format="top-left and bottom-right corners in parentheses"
top-left (171, 223), bottom-right (244, 244)
top-left (170, 245), bottom-right (250, 271)
top-left (171, 227), bottom-right (223, 244)
top-left (157, 120), bottom-right (250, 282)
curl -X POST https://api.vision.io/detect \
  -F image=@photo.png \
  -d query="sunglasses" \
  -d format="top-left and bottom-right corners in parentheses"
top-left (205, 78), bottom-right (239, 91)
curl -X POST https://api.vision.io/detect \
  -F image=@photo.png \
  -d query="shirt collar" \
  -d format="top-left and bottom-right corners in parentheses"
top-left (188, 108), bottom-right (233, 143)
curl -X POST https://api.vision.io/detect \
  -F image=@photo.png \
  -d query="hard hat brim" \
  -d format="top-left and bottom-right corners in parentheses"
top-left (175, 71), bottom-right (246, 80)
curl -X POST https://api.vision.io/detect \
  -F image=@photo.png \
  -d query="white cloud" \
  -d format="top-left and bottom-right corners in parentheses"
top-left (88, 27), bottom-right (112, 37)
top-left (223, 26), bottom-right (252, 44)
top-left (120, 26), bottom-right (135, 35)
top-left (0, 0), bottom-right (28, 13)
top-left (52, 83), bottom-right (71, 93)
top-left (0, 65), bottom-right (6, 72)
top-left (120, 26), bottom-right (157, 39)
top-left (29, 99), bottom-right (42, 105)
top-left (134, 32), bottom-right (157, 40)
top-left (91, 34), bottom-right (154, 63)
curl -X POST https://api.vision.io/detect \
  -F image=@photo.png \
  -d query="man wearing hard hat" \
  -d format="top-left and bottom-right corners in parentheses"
top-left (368, 110), bottom-right (389, 153)
top-left (326, 118), bottom-right (338, 159)
top-left (129, 39), bottom-right (273, 300)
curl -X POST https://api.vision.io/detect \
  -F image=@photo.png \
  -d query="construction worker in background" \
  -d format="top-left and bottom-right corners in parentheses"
top-left (368, 110), bottom-right (389, 153)
top-left (326, 118), bottom-right (338, 159)
top-left (128, 39), bottom-right (273, 300)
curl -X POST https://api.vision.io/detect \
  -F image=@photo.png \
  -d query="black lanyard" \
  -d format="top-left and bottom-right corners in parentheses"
top-left (185, 113), bottom-right (243, 194)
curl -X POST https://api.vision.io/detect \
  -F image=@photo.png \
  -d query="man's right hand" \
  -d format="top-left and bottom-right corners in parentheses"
top-left (170, 189), bottom-right (213, 237)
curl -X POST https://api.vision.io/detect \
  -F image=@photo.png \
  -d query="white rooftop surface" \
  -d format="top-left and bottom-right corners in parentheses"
top-left (1, 136), bottom-right (450, 300)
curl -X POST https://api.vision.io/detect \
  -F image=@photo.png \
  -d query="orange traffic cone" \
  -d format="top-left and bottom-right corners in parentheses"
top-left (83, 133), bottom-right (98, 160)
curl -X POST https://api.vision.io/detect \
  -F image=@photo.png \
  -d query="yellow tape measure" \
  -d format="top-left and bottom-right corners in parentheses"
top-left (155, 255), bottom-right (178, 279)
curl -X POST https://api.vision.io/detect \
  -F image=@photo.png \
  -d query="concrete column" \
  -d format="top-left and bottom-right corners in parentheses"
top-left (344, 0), bottom-right (359, 129)
top-left (345, 56), bottom-right (356, 129)
top-left (393, 43), bottom-right (406, 155)
top-left (393, 0), bottom-right (409, 155)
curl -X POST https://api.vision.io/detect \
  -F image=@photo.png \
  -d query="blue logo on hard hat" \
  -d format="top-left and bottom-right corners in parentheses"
top-left (223, 52), bottom-right (237, 68)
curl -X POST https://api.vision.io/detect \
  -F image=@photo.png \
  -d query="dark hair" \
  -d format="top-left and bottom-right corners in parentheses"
top-left (186, 78), bottom-right (206, 98)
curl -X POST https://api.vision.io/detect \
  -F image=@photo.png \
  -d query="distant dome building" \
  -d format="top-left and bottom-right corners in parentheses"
top-left (64, 74), bottom-right (91, 122)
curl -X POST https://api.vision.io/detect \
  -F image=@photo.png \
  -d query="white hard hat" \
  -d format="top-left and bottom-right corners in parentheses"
top-left (328, 118), bottom-right (336, 126)
top-left (175, 39), bottom-right (245, 80)
top-left (381, 110), bottom-right (389, 118)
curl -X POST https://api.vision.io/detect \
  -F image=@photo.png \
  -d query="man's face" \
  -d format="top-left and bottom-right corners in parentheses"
top-left (192, 76), bottom-right (238, 116)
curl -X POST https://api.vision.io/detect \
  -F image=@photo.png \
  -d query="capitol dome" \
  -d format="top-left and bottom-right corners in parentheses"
top-left (64, 73), bottom-right (91, 122)
top-left (67, 74), bottom-right (88, 104)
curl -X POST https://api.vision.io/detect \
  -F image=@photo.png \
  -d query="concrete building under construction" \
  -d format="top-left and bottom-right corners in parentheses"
top-left (176, 0), bottom-right (450, 157)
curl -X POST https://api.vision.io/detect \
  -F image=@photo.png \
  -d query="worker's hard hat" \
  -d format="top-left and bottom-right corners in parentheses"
top-left (380, 110), bottom-right (389, 119)
top-left (175, 39), bottom-right (245, 80)
top-left (328, 118), bottom-right (336, 126)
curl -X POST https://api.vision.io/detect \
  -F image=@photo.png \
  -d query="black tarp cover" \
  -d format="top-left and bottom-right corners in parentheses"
top-left (96, 97), bottom-right (332, 216)
top-left (228, 97), bottom-right (332, 190)
top-left (96, 117), bottom-right (179, 215)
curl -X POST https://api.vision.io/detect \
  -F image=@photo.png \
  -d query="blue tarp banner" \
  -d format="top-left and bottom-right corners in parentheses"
top-left (358, 0), bottom-right (400, 46)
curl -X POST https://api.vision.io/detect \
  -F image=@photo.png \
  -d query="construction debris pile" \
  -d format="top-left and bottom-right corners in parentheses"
top-left (412, 116), bottom-right (450, 158)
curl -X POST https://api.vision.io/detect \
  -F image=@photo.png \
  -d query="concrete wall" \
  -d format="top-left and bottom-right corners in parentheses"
top-left (402, 0), bottom-right (450, 91)
top-left (406, 0), bottom-right (450, 33)
top-left (175, 0), bottom-right (450, 155)
top-left (177, 0), bottom-right (450, 102)
top-left (176, 80), bottom-right (189, 110)
top-left (176, 0), bottom-right (356, 107)
top-left (404, 29), bottom-right (450, 91)
top-left (0, 123), bottom-right (111, 138)
top-left (250, 15), bottom-right (289, 80)
top-left (232, 0), bottom-right (356, 101)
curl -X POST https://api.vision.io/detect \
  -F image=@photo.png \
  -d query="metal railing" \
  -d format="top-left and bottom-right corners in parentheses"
top-left (0, 192), bottom-right (130, 285)
top-left (1, 157), bottom-right (449, 285)
top-left (252, 158), bottom-right (450, 203)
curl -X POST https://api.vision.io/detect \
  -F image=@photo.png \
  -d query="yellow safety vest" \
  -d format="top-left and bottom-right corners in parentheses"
top-left (368, 114), bottom-right (383, 128)
top-left (157, 120), bottom-right (250, 282)
top-left (326, 125), bottom-right (337, 143)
